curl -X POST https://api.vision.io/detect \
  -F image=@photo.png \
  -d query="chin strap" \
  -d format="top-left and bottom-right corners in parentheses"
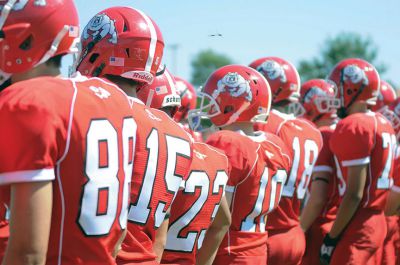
top-left (0, 0), bottom-right (17, 30)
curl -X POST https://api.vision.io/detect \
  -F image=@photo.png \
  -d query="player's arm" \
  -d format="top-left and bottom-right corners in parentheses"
top-left (328, 164), bottom-right (367, 238)
top-left (153, 209), bottom-right (170, 262)
top-left (2, 181), bottom-right (53, 265)
top-left (300, 171), bottom-right (331, 232)
top-left (196, 195), bottom-right (231, 265)
top-left (385, 188), bottom-right (400, 216)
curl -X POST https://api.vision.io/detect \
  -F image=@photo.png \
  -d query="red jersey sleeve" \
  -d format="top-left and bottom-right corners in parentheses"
top-left (329, 114), bottom-right (375, 167)
top-left (0, 81), bottom-right (69, 184)
top-left (392, 146), bottom-right (400, 193)
top-left (314, 126), bottom-right (335, 173)
top-left (206, 131), bottom-right (257, 188)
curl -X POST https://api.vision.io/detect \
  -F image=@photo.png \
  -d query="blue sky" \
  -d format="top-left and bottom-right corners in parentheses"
top-left (65, 0), bottom-right (400, 87)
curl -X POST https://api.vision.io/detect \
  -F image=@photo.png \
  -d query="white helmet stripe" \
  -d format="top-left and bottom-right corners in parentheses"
top-left (0, 0), bottom-right (17, 30)
top-left (164, 69), bottom-right (177, 94)
top-left (135, 8), bottom-right (157, 73)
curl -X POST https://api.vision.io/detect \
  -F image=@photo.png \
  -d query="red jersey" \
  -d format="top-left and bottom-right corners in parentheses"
top-left (329, 112), bottom-right (396, 210)
top-left (161, 142), bottom-right (229, 264)
top-left (0, 75), bottom-right (135, 265)
top-left (206, 130), bottom-right (291, 257)
top-left (311, 124), bottom-right (339, 222)
top-left (255, 110), bottom-right (323, 230)
top-left (117, 101), bottom-right (193, 264)
top-left (391, 146), bottom-right (400, 193)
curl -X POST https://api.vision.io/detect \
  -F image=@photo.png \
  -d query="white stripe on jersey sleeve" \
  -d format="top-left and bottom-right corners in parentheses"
top-left (0, 168), bottom-right (55, 185)
top-left (342, 156), bottom-right (370, 167)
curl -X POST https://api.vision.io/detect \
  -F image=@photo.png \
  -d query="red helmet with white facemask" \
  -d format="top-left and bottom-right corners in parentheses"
top-left (173, 76), bottom-right (197, 122)
top-left (300, 79), bottom-right (340, 122)
top-left (137, 67), bottom-right (181, 110)
top-left (0, 0), bottom-right (79, 84)
top-left (188, 64), bottom-right (271, 130)
top-left (76, 6), bottom-right (164, 85)
top-left (371, 80), bottom-right (397, 112)
top-left (327, 58), bottom-right (380, 117)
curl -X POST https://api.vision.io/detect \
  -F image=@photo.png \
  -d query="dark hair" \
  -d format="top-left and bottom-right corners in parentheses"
top-left (0, 78), bottom-right (11, 92)
top-left (45, 54), bottom-right (64, 68)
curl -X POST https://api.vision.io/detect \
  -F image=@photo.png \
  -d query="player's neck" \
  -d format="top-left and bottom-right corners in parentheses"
top-left (11, 63), bottom-right (60, 84)
top-left (346, 102), bottom-right (369, 116)
top-left (104, 75), bottom-right (138, 97)
top-left (315, 118), bottom-right (336, 128)
top-left (222, 122), bottom-right (254, 136)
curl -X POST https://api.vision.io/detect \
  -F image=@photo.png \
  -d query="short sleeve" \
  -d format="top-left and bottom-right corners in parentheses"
top-left (392, 152), bottom-right (400, 193)
top-left (206, 132), bottom-right (252, 188)
top-left (0, 87), bottom-right (65, 184)
top-left (329, 115), bottom-right (374, 167)
top-left (314, 129), bottom-right (334, 173)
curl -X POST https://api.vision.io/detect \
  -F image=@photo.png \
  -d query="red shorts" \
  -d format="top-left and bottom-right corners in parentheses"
top-left (330, 209), bottom-right (387, 265)
top-left (302, 219), bottom-right (333, 265)
top-left (267, 225), bottom-right (305, 265)
top-left (213, 254), bottom-right (267, 265)
top-left (382, 216), bottom-right (399, 265)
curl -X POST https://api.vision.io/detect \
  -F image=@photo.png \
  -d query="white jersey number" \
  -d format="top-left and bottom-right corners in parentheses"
top-left (128, 129), bottom-right (191, 228)
top-left (377, 132), bottom-right (396, 189)
top-left (78, 118), bottom-right (136, 236)
top-left (241, 169), bottom-right (287, 232)
top-left (165, 170), bottom-right (228, 252)
top-left (283, 137), bottom-right (319, 199)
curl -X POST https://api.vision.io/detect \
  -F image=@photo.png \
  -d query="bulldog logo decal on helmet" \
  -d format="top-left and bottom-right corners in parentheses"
top-left (343, 65), bottom-right (369, 85)
top-left (83, 13), bottom-right (117, 44)
top-left (257, 60), bottom-right (287, 83)
top-left (212, 72), bottom-right (252, 101)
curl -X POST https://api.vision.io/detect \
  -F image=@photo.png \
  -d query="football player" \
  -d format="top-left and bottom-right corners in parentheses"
top-left (189, 64), bottom-right (292, 264)
top-left (136, 66), bottom-right (231, 265)
top-left (298, 79), bottom-right (341, 265)
top-left (381, 98), bottom-right (400, 265)
top-left (371, 80), bottom-right (397, 113)
top-left (319, 58), bottom-right (396, 265)
top-left (76, 8), bottom-right (195, 265)
top-left (173, 76), bottom-right (203, 142)
top-left (250, 57), bottom-right (323, 265)
top-left (0, 1), bottom-right (139, 264)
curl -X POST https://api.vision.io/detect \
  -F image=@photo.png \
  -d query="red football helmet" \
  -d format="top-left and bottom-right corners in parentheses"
top-left (188, 65), bottom-right (271, 130)
top-left (327, 58), bottom-right (380, 111)
top-left (173, 76), bottom-right (197, 122)
top-left (300, 79), bottom-right (340, 122)
top-left (0, 0), bottom-right (79, 84)
top-left (371, 80), bottom-right (397, 112)
top-left (380, 98), bottom-right (400, 142)
top-left (136, 67), bottom-right (181, 110)
top-left (76, 6), bottom-right (164, 85)
top-left (249, 57), bottom-right (301, 104)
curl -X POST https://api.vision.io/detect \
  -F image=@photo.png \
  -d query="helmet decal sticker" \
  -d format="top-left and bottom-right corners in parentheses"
top-left (0, 0), bottom-right (46, 11)
top-left (343, 65), bottom-right (368, 85)
top-left (304, 86), bottom-right (327, 103)
top-left (83, 13), bottom-right (117, 44)
top-left (257, 60), bottom-right (287, 83)
top-left (213, 72), bottom-right (252, 101)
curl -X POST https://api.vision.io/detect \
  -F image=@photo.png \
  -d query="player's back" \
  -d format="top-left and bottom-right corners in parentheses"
top-left (330, 112), bottom-right (396, 210)
top-left (0, 75), bottom-right (135, 264)
top-left (162, 142), bottom-right (229, 264)
top-left (256, 110), bottom-right (323, 230)
top-left (206, 130), bottom-right (291, 258)
top-left (118, 101), bottom-right (193, 264)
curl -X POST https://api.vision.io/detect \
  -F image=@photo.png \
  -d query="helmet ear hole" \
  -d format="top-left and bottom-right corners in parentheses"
top-left (19, 35), bottom-right (33, 51)
top-left (224, 105), bottom-right (234, 114)
top-left (89, 53), bottom-right (99, 64)
top-left (125, 48), bottom-right (130, 58)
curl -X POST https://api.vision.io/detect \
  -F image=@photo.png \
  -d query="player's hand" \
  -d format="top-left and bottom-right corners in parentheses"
top-left (319, 233), bottom-right (339, 265)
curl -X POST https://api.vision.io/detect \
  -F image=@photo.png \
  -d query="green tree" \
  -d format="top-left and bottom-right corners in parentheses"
top-left (191, 49), bottom-right (233, 86)
top-left (298, 32), bottom-right (387, 82)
